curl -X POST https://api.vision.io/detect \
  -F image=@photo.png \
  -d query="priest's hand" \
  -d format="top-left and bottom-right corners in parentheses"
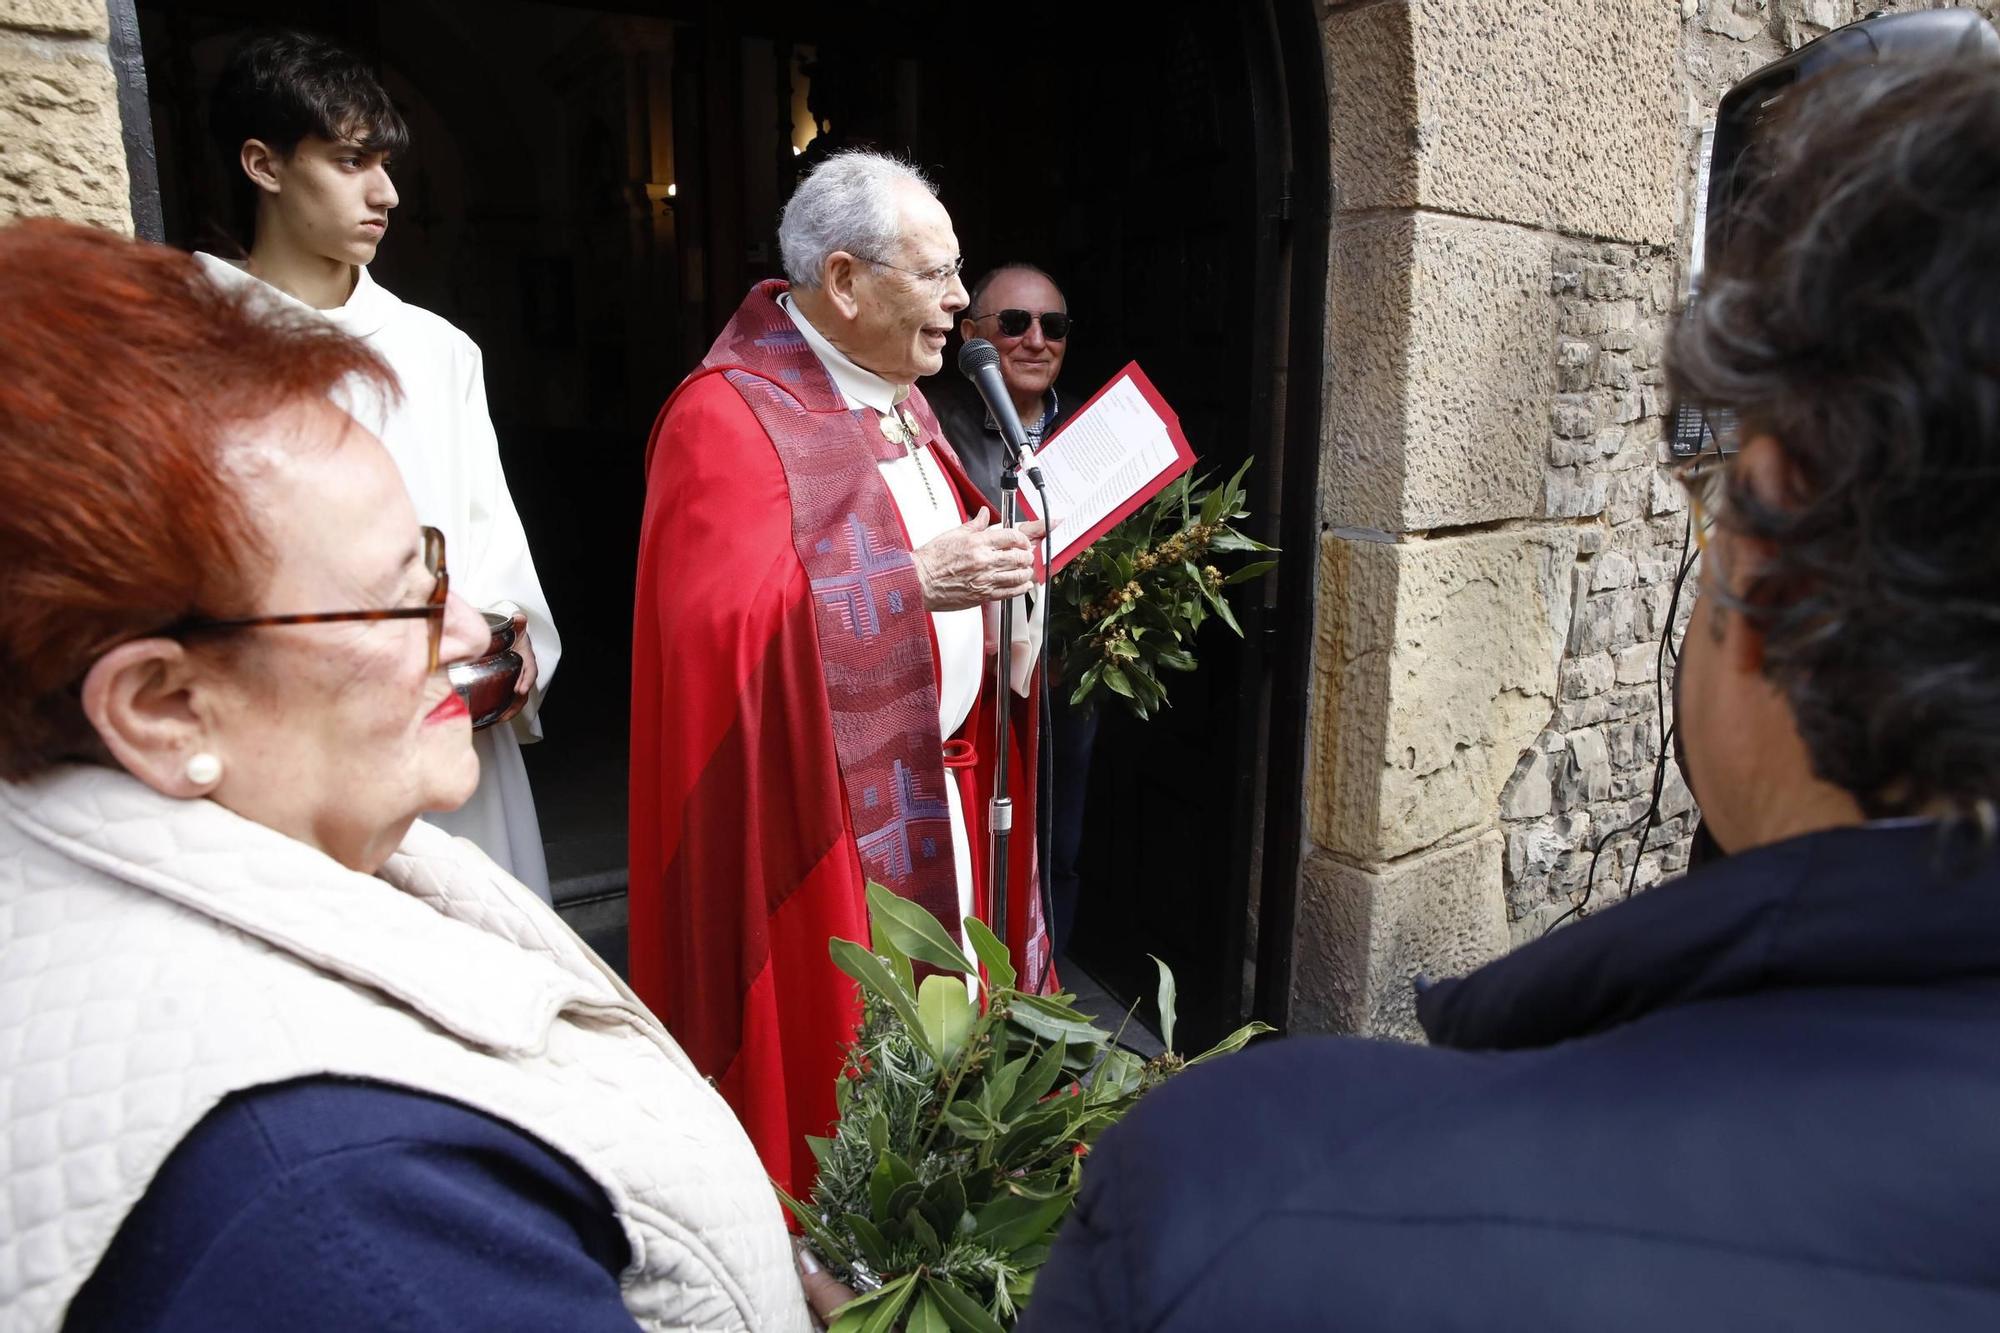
top-left (496, 613), bottom-right (538, 724)
top-left (914, 509), bottom-right (1046, 612)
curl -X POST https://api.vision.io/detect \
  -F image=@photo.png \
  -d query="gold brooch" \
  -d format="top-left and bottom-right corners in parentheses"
top-left (878, 411), bottom-right (912, 446)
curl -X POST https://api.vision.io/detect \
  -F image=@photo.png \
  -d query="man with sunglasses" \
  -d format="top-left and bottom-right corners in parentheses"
top-left (1026, 53), bottom-right (2000, 1333)
top-left (195, 30), bottom-right (561, 901)
top-left (933, 264), bottom-right (1075, 511)
top-left (934, 265), bottom-right (1097, 959)
top-left (631, 151), bottom-right (1058, 1202)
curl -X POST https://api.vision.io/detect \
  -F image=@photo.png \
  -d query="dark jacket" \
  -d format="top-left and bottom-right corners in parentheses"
top-left (930, 378), bottom-right (1073, 513)
top-left (1024, 823), bottom-right (2000, 1331)
top-left (66, 1078), bottom-right (640, 1331)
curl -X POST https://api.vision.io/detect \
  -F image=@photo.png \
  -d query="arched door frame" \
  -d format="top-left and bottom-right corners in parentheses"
top-left (1241, 0), bottom-right (1331, 1033)
top-left (110, 0), bottom-right (164, 242)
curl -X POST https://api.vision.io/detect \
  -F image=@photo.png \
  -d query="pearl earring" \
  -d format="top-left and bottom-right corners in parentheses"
top-left (184, 752), bottom-right (223, 787)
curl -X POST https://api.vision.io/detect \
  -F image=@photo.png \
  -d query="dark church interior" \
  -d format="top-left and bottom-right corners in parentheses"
top-left (132, 0), bottom-right (1325, 1048)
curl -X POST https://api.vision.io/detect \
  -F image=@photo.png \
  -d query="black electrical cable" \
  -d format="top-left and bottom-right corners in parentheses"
top-left (1621, 527), bottom-right (1705, 901)
top-left (1029, 471), bottom-right (1057, 934)
top-left (1542, 423), bottom-right (1715, 935)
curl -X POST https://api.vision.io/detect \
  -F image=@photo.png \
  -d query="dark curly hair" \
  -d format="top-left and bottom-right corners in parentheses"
top-left (1667, 56), bottom-right (2000, 823)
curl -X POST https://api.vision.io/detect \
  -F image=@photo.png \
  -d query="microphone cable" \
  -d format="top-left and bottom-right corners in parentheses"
top-left (1034, 469), bottom-right (1058, 949)
top-left (1543, 422), bottom-right (1715, 935)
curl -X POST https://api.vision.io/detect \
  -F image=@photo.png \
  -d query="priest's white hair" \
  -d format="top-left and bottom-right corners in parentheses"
top-left (778, 150), bottom-right (936, 289)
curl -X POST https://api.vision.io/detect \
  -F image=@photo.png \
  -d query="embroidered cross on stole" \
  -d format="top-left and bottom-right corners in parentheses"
top-left (703, 283), bottom-right (968, 938)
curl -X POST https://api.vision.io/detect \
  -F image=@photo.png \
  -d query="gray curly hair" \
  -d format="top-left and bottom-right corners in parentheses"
top-left (1667, 58), bottom-right (2000, 824)
top-left (777, 150), bottom-right (936, 289)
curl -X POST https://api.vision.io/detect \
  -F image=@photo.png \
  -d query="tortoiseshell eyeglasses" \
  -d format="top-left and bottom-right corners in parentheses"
top-left (170, 526), bottom-right (451, 671)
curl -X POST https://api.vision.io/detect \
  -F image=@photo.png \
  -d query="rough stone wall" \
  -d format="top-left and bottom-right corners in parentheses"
top-left (0, 0), bottom-right (127, 232)
top-left (1299, 0), bottom-right (1682, 1040)
top-left (1499, 0), bottom-right (2000, 940)
top-left (1295, 0), bottom-right (1993, 1037)
top-left (1500, 237), bottom-right (1694, 943)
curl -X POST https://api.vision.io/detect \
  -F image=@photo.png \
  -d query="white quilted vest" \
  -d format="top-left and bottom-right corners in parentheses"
top-left (0, 765), bottom-right (811, 1333)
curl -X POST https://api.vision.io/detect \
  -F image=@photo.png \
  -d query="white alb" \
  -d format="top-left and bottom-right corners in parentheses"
top-left (193, 253), bottom-right (561, 899)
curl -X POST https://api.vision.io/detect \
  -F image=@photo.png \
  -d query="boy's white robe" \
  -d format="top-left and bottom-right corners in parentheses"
top-left (195, 255), bottom-right (560, 900)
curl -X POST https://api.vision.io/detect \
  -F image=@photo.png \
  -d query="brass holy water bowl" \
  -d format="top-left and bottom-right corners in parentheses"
top-left (447, 611), bottom-right (522, 730)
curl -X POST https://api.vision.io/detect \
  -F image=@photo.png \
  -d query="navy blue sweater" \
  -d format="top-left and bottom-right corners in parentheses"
top-left (65, 1079), bottom-right (641, 1331)
top-left (1025, 824), bottom-right (2000, 1331)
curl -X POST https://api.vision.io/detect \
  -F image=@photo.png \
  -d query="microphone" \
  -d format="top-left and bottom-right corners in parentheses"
top-left (957, 339), bottom-right (1044, 488)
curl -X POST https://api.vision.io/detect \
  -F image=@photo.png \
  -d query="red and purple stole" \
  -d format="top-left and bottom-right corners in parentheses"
top-left (696, 281), bottom-right (967, 937)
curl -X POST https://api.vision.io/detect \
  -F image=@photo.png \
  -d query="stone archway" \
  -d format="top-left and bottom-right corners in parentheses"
top-left (1293, 0), bottom-right (1692, 1037)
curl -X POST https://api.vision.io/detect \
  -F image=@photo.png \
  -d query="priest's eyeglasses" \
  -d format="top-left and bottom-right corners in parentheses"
top-left (970, 308), bottom-right (1072, 341)
top-left (169, 526), bottom-right (452, 671)
top-left (856, 252), bottom-right (965, 290)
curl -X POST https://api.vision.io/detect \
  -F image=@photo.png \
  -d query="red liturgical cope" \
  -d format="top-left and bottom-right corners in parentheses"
top-left (628, 282), bottom-right (1053, 1200)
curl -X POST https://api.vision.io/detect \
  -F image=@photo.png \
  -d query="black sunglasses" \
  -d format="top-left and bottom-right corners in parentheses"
top-left (972, 308), bottom-right (1072, 341)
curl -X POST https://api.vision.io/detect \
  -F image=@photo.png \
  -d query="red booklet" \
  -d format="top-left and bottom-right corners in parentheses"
top-left (1017, 362), bottom-right (1196, 573)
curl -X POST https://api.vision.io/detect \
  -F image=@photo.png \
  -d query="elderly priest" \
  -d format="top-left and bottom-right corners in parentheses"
top-left (629, 150), bottom-right (1056, 1198)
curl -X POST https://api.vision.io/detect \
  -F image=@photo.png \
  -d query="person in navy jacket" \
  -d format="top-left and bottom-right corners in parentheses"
top-left (1025, 54), bottom-right (2000, 1333)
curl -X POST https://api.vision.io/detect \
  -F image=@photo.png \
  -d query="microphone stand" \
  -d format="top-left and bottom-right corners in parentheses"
top-left (957, 337), bottom-right (1048, 962)
top-left (988, 454), bottom-right (1021, 953)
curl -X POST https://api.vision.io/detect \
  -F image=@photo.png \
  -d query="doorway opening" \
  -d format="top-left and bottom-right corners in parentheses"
top-left (125, 0), bottom-right (1328, 1048)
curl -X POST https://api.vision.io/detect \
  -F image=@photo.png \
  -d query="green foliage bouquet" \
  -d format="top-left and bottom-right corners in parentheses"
top-left (781, 884), bottom-right (1272, 1332)
top-left (1049, 458), bottom-right (1277, 720)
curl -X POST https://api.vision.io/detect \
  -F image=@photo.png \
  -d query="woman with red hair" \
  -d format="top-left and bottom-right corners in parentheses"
top-left (0, 221), bottom-right (837, 1332)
